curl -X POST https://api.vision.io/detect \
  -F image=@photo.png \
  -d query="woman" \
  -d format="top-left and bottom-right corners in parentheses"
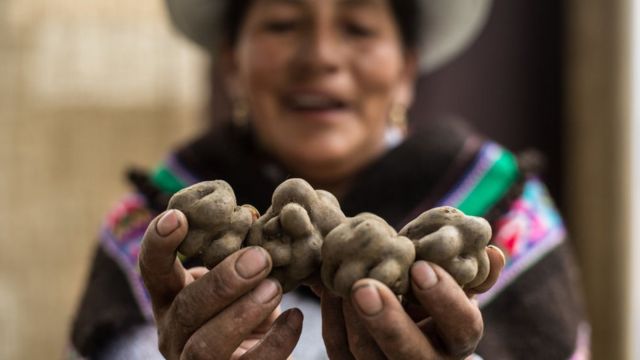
top-left (71, 0), bottom-right (588, 359)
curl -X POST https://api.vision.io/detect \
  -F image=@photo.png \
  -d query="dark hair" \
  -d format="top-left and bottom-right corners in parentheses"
top-left (222, 0), bottom-right (421, 50)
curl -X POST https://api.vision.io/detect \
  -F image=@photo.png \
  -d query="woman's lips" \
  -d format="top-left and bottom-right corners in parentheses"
top-left (282, 91), bottom-right (351, 123)
top-left (287, 93), bottom-right (345, 109)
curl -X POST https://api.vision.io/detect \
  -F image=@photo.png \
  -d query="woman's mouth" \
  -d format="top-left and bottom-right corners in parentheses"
top-left (283, 92), bottom-right (351, 123)
top-left (287, 93), bottom-right (347, 111)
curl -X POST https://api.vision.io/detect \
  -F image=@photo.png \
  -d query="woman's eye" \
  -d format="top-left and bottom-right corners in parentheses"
top-left (264, 19), bottom-right (299, 33)
top-left (344, 22), bottom-right (376, 37)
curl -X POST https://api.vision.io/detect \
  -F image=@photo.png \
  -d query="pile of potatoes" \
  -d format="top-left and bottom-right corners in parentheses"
top-left (168, 178), bottom-right (492, 297)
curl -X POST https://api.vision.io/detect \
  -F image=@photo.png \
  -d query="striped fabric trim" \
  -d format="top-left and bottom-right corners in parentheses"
top-left (438, 142), bottom-right (519, 216)
top-left (99, 155), bottom-right (200, 322)
top-left (151, 154), bottom-right (198, 194)
top-left (99, 194), bottom-right (155, 321)
top-left (477, 178), bottom-right (566, 307)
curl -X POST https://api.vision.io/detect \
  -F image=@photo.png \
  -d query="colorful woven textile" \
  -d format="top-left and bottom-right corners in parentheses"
top-left (478, 178), bottom-right (566, 306)
top-left (100, 194), bottom-right (154, 320)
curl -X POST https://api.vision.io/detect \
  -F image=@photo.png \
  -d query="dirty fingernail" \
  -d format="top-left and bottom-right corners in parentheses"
top-left (156, 210), bottom-right (180, 237)
top-left (252, 279), bottom-right (280, 304)
top-left (284, 308), bottom-right (303, 329)
top-left (236, 247), bottom-right (269, 279)
top-left (353, 283), bottom-right (384, 316)
top-left (412, 261), bottom-right (438, 290)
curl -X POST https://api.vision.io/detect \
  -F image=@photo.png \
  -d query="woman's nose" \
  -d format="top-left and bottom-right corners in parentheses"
top-left (294, 25), bottom-right (342, 76)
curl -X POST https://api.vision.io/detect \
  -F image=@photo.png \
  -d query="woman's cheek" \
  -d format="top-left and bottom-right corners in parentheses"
top-left (353, 41), bottom-right (404, 88)
top-left (240, 38), bottom-right (293, 84)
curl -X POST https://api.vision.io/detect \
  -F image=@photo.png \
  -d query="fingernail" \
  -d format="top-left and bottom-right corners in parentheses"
top-left (283, 308), bottom-right (303, 328)
top-left (236, 247), bottom-right (269, 279)
top-left (252, 279), bottom-right (280, 304)
top-left (156, 210), bottom-right (180, 237)
top-left (488, 245), bottom-right (506, 264)
top-left (353, 283), bottom-right (384, 316)
top-left (412, 261), bottom-right (438, 290)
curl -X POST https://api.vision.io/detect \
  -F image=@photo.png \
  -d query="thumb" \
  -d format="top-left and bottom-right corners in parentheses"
top-left (139, 209), bottom-right (190, 311)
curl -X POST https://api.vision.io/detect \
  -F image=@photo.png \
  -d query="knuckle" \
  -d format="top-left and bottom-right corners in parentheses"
top-left (182, 338), bottom-right (218, 360)
top-left (448, 315), bottom-right (483, 357)
top-left (347, 335), bottom-right (361, 355)
top-left (171, 291), bottom-right (199, 330)
top-left (209, 267), bottom-right (241, 301)
top-left (231, 297), bottom-right (266, 324)
top-left (372, 321), bottom-right (403, 346)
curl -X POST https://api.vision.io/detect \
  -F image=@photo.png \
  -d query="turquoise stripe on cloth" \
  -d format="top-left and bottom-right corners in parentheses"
top-left (151, 165), bottom-right (187, 194)
top-left (439, 142), bottom-right (519, 216)
top-left (151, 154), bottom-right (200, 195)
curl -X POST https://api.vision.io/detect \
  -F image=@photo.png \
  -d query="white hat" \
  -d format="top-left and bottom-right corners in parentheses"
top-left (165, 0), bottom-right (493, 73)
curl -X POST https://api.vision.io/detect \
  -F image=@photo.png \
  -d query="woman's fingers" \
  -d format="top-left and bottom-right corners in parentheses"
top-left (350, 279), bottom-right (439, 359)
top-left (160, 247), bottom-right (274, 354)
top-left (407, 245), bottom-right (506, 322)
top-left (253, 306), bottom-right (282, 335)
top-left (467, 245), bottom-right (506, 295)
top-left (188, 266), bottom-right (209, 280)
top-left (240, 309), bottom-right (304, 360)
top-left (411, 261), bottom-right (484, 358)
top-left (341, 300), bottom-right (386, 360)
top-left (139, 210), bottom-right (191, 312)
top-left (321, 289), bottom-right (355, 360)
top-left (181, 278), bottom-right (283, 359)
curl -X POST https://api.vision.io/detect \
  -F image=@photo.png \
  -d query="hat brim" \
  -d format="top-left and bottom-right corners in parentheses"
top-left (165, 0), bottom-right (493, 74)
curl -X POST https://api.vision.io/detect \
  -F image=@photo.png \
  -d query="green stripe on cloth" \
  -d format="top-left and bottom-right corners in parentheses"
top-left (457, 150), bottom-right (519, 216)
top-left (151, 165), bottom-right (187, 194)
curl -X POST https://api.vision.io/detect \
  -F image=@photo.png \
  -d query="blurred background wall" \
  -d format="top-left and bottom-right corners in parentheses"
top-left (0, 0), bottom-right (633, 359)
top-left (0, 1), bottom-right (206, 358)
top-left (565, 0), bottom-right (629, 358)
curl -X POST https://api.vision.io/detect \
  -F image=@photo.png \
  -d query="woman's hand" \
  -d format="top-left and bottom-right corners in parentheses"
top-left (320, 246), bottom-right (505, 359)
top-left (139, 209), bottom-right (303, 360)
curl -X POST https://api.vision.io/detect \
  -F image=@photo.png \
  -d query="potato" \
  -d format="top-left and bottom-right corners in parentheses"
top-left (247, 178), bottom-right (346, 292)
top-left (167, 180), bottom-right (258, 268)
top-left (321, 213), bottom-right (416, 297)
top-left (399, 206), bottom-right (492, 289)
top-left (166, 180), bottom-right (492, 296)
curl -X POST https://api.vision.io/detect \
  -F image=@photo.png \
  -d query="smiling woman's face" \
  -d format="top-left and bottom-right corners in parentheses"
top-left (227, 0), bottom-right (416, 185)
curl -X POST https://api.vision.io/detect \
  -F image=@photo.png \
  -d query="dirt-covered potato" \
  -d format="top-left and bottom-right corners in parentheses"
top-left (399, 206), bottom-right (491, 289)
top-left (322, 213), bottom-right (416, 298)
top-left (247, 178), bottom-right (346, 292)
top-left (168, 181), bottom-right (258, 268)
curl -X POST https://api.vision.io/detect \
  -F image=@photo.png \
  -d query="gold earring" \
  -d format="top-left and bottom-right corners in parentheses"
top-left (389, 103), bottom-right (408, 133)
top-left (232, 98), bottom-right (249, 128)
